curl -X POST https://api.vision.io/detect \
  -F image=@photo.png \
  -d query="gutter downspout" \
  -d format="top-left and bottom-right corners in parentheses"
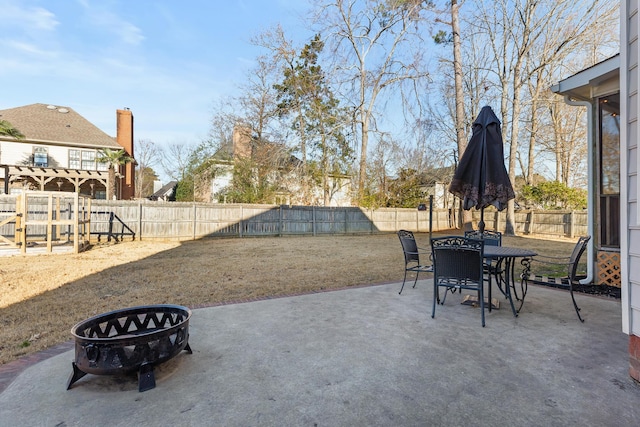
top-left (564, 95), bottom-right (594, 285)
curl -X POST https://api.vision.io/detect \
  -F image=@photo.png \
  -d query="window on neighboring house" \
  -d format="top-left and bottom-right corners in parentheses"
top-left (33, 147), bottom-right (48, 167)
top-left (81, 151), bottom-right (95, 170)
top-left (69, 150), bottom-right (81, 169)
top-left (97, 156), bottom-right (109, 171)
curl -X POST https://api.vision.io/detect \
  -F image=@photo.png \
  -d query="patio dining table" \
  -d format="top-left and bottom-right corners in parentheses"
top-left (484, 245), bottom-right (537, 317)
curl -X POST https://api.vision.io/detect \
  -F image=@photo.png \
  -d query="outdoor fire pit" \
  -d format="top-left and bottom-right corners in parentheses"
top-left (67, 304), bottom-right (192, 392)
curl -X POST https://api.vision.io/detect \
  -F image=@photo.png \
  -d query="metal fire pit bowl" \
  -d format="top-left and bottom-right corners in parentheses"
top-left (67, 304), bottom-right (192, 392)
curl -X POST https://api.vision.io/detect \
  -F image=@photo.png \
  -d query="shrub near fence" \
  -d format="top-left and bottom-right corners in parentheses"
top-left (0, 197), bottom-right (588, 242)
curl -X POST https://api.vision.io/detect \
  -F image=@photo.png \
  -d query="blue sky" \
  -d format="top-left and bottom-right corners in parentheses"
top-left (0, 0), bottom-right (312, 156)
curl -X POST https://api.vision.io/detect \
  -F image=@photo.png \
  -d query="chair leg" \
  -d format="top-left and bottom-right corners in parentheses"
top-left (569, 284), bottom-right (585, 323)
top-left (399, 270), bottom-right (409, 295)
top-left (412, 272), bottom-right (419, 289)
top-left (432, 281), bottom-right (438, 319)
top-left (479, 285), bottom-right (485, 327)
top-left (487, 272), bottom-right (492, 313)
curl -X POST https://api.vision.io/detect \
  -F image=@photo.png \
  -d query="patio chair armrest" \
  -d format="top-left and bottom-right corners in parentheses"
top-left (405, 249), bottom-right (432, 256)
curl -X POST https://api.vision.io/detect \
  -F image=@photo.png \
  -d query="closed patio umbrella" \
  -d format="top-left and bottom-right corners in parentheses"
top-left (449, 105), bottom-right (515, 232)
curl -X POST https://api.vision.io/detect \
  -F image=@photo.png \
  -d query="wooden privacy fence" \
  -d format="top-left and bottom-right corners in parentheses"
top-left (0, 191), bottom-right (91, 253)
top-left (87, 201), bottom-right (453, 240)
top-left (472, 209), bottom-right (589, 239)
top-left (0, 197), bottom-right (588, 242)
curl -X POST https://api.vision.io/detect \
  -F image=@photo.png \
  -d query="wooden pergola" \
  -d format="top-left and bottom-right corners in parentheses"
top-left (3, 165), bottom-right (111, 197)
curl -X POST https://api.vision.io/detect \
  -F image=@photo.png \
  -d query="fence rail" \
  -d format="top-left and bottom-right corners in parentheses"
top-left (0, 197), bottom-right (588, 242)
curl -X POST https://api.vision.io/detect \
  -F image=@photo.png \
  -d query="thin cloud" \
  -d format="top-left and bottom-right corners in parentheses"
top-left (1, 39), bottom-right (57, 57)
top-left (1, 2), bottom-right (59, 31)
top-left (77, 0), bottom-right (145, 45)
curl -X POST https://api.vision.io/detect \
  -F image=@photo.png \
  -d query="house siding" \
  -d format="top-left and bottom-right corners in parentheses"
top-left (0, 141), bottom-right (107, 170)
top-left (623, 0), bottom-right (640, 381)
top-left (1, 141), bottom-right (31, 165)
top-left (627, 0), bottom-right (639, 336)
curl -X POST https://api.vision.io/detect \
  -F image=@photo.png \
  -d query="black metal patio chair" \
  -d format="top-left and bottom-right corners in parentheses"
top-left (525, 235), bottom-right (591, 322)
top-left (465, 229), bottom-right (503, 289)
top-left (464, 230), bottom-right (502, 246)
top-left (431, 236), bottom-right (487, 327)
top-left (397, 230), bottom-right (433, 295)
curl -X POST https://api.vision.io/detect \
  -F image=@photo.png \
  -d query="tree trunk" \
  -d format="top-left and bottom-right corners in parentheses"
top-left (108, 168), bottom-right (117, 200)
top-left (451, 0), bottom-right (472, 229)
top-left (358, 119), bottom-right (369, 202)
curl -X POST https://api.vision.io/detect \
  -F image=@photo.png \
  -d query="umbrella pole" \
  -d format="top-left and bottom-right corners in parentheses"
top-left (479, 208), bottom-right (485, 233)
top-left (429, 195), bottom-right (433, 242)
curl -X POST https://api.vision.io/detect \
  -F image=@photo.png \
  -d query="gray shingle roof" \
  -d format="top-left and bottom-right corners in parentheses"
top-left (0, 103), bottom-right (120, 148)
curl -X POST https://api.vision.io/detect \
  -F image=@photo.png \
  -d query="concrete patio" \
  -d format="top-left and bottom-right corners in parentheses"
top-left (1, 280), bottom-right (639, 426)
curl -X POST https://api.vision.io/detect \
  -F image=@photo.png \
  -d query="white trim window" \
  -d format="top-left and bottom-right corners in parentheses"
top-left (69, 150), bottom-right (81, 169)
top-left (81, 151), bottom-right (95, 170)
top-left (33, 147), bottom-right (48, 167)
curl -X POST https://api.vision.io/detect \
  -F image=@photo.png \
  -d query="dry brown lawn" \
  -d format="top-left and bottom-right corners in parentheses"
top-left (0, 231), bottom-right (576, 365)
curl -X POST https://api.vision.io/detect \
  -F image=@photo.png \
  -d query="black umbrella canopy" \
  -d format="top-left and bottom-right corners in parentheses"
top-left (449, 105), bottom-right (515, 215)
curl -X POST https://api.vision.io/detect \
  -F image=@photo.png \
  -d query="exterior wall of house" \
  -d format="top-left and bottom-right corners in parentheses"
top-left (622, 0), bottom-right (640, 381)
top-left (1, 141), bottom-right (47, 165)
top-left (210, 164), bottom-right (234, 202)
top-left (0, 140), bottom-right (108, 170)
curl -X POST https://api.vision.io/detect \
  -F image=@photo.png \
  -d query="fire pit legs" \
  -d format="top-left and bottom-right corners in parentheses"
top-left (66, 305), bottom-right (192, 392)
top-left (137, 343), bottom-right (192, 392)
top-left (66, 342), bottom-right (193, 392)
top-left (67, 362), bottom-right (88, 389)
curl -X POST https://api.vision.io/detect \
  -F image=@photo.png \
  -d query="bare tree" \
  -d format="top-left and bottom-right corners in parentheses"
top-left (545, 95), bottom-right (588, 186)
top-left (366, 135), bottom-right (402, 207)
top-left (134, 139), bottom-right (160, 198)
top-left (313, 0), bottom-right (433, 202)
top-left (161, 142), bottom-right (195, 182)
top-left (521, 2), bottom-right (618, 187)
top-left (467, 0), bottom-right (615, 234)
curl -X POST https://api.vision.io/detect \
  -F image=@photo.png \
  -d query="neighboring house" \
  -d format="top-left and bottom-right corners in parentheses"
top-left (209, 125), bottom-right (353, 206)
top-left (148, 180), bottom-right (178, 201)
top-left (417, 167), bottom-right (457, 210)
top-left (0, 104), bottom-right (135, 199)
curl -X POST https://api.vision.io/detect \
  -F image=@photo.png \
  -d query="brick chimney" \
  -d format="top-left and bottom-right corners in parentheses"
top-left (232, 125), bottom-right (252, 160)
top-left (116, 108), bottom-right (135, 200)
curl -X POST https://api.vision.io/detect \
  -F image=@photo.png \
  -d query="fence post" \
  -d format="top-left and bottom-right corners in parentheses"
top-left (528, 210), bottom-right (534, 235)
top-left (239, 205), bottom-right (244, 238)
top-left (279, 205), bottom-right (283, 237)
top-left (344, 207), bottom-right (348, 235)
top-left (370, 208), bottom-right (374, 234)
top-left (428, 195), bottom-right (433, 239)
top-left (138, 200), bottom-right (143, 241)
top-left (570, 210), bottom-right (575, 238)
top-left (312, 206), bottom-right (316, 236)
top-left (395, 208), bottom-right (398, 232)
top-left (192, 204), bottom-right (197, 240)
top-left (46, 194), bottom-right (53, 252)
